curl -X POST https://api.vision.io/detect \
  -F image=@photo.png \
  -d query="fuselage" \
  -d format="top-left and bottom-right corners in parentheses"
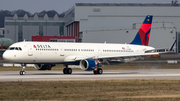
top-left (3, 41), bottom-right (155, 64)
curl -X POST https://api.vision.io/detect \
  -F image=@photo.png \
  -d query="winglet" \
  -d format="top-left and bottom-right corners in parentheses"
top-left (169, 40), bottom-right (176, 51)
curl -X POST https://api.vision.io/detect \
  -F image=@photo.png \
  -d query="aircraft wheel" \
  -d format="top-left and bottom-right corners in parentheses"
top-left (97, 68), bottom-right (103, 74)
top-left (19, 71), bottom-right (26, 75)
top-left (63, 68), bottom-right (72, 74)
top-left (67, 68), bottom-right (72, 74)
top-left (63, 68), bottom-right (68, 74)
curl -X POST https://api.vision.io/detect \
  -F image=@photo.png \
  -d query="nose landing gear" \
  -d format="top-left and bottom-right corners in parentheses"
top-left (19, 64), bottom-right (26, 75)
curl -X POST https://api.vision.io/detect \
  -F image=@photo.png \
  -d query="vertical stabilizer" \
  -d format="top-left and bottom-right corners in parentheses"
top-left (130, 15), bottom-right (153, 46)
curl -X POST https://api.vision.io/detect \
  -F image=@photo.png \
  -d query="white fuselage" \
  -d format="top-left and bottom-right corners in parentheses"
top-left (3, 42), bottom-right (155, 64)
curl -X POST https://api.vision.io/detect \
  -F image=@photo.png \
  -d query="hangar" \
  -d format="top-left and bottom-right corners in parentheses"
top-left (64, 3), bottom-right (180, 52)
top-left (5, 14), bottom-right (65, 42)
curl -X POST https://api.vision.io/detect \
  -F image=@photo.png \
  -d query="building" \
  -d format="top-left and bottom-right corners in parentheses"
top-left (5, 14), bottom-right (65, 42)
top-left (0, 28), bottom-right (4, 38)
top-left (4, 3), bottom-right (180, 52)
top-left (32, 36), bottom-right (75, 42)
top-left (64, 3), bottom-right (180, 52)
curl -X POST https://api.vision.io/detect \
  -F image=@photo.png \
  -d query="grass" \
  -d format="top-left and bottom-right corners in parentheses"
top-left (1, 80), bottom-right (180, 101)
top-left (1, 62), bottom-right (180, 71)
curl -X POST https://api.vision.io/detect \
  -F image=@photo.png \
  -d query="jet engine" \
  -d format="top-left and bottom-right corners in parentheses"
top-left (80, 59), bottom-right (99, 71)
top-left (34, 64), bottom-right (55, 70)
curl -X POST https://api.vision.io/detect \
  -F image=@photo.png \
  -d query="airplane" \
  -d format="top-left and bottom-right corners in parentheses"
top-left (2, 15), bottom-right (159, 75)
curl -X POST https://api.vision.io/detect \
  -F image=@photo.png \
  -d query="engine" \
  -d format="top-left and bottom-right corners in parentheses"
top-left (34, 64), bottom-right (55, 70)
top-left (80, 59), bottom-right (99, 71)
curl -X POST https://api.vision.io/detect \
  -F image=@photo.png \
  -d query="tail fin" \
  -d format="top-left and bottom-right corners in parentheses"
top-left (130, 15), bottom-right (153, 46)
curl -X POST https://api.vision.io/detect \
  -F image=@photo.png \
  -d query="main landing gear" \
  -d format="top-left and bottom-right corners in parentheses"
top-left (93, 68), bottom-right (103, 74)
top-left (63, 65), bottom-right (103, 75)
top-left (63, 65), bottom-right (72, 74)
top-left (19, 64), bottom-right (26, 75)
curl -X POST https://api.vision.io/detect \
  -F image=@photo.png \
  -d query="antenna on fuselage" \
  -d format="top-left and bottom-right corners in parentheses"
top-left (104, 41), bottom-right (106, 44)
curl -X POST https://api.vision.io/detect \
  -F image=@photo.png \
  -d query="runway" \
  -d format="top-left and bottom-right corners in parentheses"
top-left (1, 69), bottom-right (180, 81)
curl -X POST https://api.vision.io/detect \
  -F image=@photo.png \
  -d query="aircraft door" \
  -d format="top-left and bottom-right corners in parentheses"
top-left (97, 47), bottom-right (102, 56)
top-left (59, 45), bottom-right (64, 56)
top-left (27, 44), bottom-right (33, 57)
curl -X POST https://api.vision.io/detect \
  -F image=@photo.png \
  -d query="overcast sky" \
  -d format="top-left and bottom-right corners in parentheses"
top-left (0, 0), bottom-right (174, 14)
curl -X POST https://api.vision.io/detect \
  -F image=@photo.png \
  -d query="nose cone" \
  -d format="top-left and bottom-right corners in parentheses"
top-left (3, 51), bottom-right (10, 61)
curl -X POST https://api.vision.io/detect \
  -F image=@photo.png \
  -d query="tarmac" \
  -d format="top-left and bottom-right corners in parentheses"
top-left (1, 69), bottom-right (180, 82)
top-left (1, 54), bottom-right (180, 82)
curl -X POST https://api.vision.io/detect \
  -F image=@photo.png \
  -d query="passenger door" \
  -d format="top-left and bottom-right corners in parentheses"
top-left (98, 47), bottom-right (102, 56)
top-left (59, 45), bottom-right (64, 56)
top-left (27, 44), bottom-right (33, 57)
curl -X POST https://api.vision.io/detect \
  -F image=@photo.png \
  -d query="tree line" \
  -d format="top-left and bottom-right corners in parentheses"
top-left (0, 9), bottom-right (65, 28)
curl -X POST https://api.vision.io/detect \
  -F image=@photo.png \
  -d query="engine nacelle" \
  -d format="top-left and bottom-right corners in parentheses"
top-left (34, 64), bottom-right (55, 70)
top-left (80, 59), bottom-right (99, 71)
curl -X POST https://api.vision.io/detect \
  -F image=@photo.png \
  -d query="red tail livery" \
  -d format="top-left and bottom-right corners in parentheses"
top-left (130, 15), bottom-right (153, 46)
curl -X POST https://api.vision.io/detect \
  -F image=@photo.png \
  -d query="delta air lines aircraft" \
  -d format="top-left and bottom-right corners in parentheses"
top-left (3, 15), bottom-right (158, 75)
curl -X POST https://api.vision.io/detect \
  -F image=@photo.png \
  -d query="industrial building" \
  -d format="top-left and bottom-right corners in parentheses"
top-left (64, 3), bottom-right (180, 52)
top-left (32, 36), bottom-right (75, 42)
top-left (4, 3), bottom-right (180, 52)
top-left (5, 14), bottom-right (65, 42)
top-left (0, 28), bottom-right (4, 38)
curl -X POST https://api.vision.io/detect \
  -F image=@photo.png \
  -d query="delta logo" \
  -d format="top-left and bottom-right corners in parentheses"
top-left (33, 45), bottom-right (51, 48)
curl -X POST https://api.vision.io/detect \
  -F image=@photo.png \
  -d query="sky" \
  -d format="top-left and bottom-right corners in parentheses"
top-left (0, 0), bottom-right (174, 14)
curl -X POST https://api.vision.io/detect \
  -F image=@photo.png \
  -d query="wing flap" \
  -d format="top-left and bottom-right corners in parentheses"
top-left (64, 55), bottom-right (88, 62)
top-left (97, 52), bottom-right (159, 59)
top-left (73, 52), bottom-right (159, 61)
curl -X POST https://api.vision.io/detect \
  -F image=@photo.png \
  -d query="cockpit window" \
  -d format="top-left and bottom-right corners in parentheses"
top-left (19, 47), bottom-right (22, 50)
top-left (8, 47), bottom-right (22, 51)
top-left (10, 47), bottom-right (15, 50)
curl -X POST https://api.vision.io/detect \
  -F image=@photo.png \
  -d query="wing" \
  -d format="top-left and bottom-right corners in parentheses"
top-left (64, 52), bottom-right (159, 61)
top-left (64, 55), bottom-right (88, 62)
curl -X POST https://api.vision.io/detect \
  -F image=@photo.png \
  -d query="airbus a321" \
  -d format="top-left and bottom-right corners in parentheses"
top-left (3, 15), bottom-right (158, 75)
